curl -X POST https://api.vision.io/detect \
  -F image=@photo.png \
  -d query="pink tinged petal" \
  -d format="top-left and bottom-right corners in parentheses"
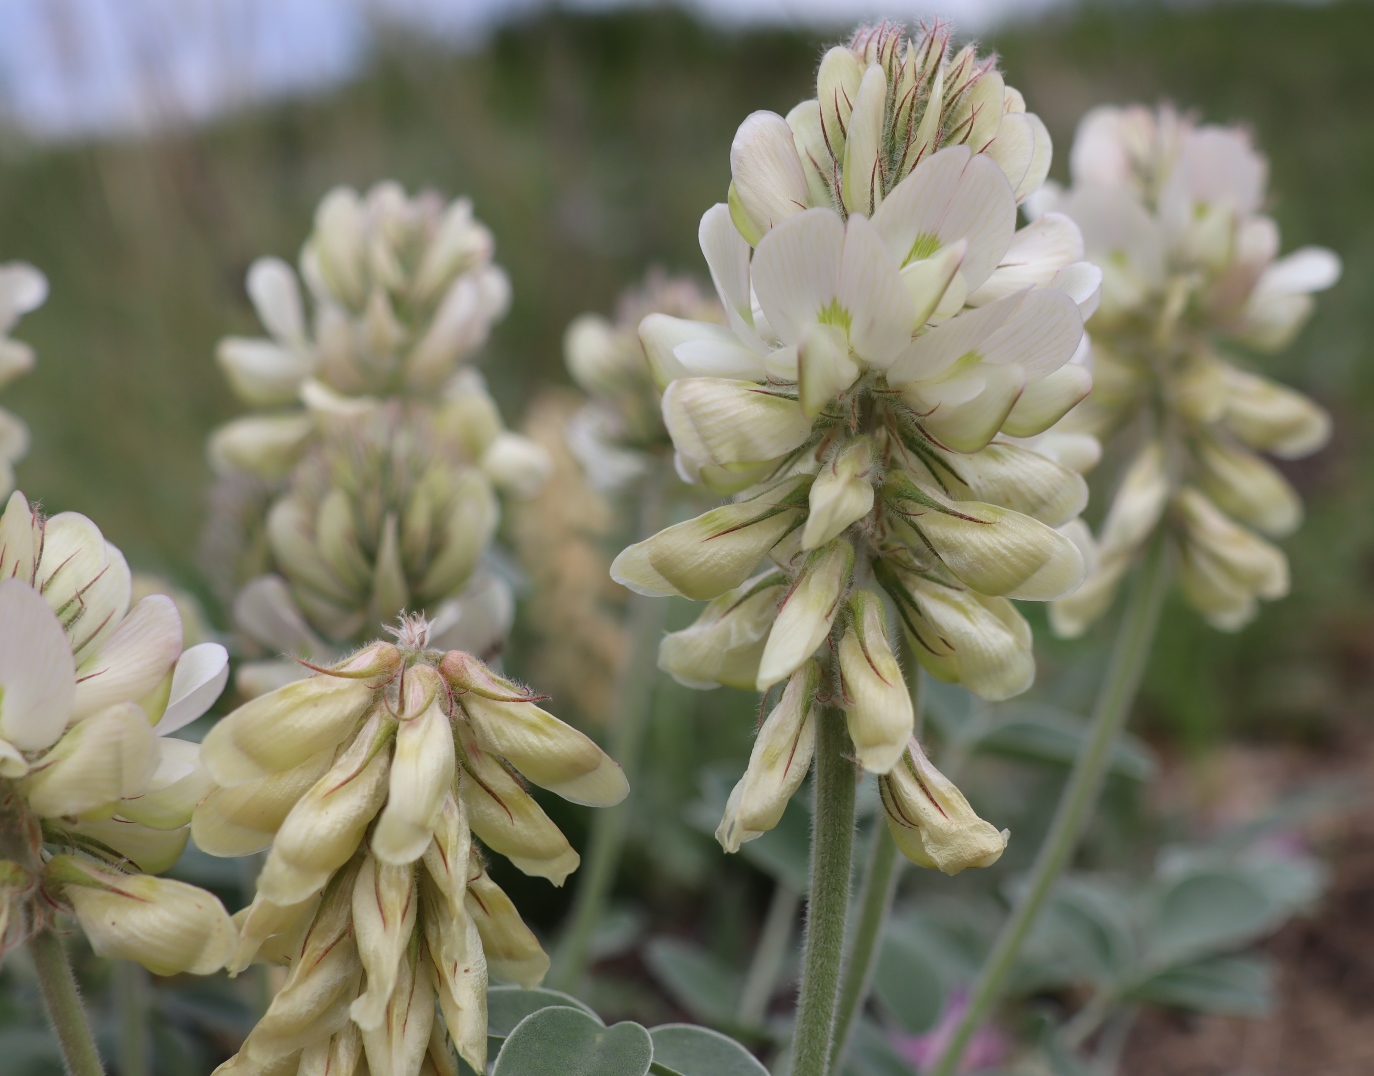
top-left (1257, 246), bottom-right (1342, 296)
top-left (699, 204), bottom-right (766, 350)
top-left (887, 291), bottom-right (1024, 385)
top-left (798, 324), bottom-right (859, 419)
top-left (730, 112), bottom-right (811, 239)
top-left (72, 595), bottom-right (183, 721)
top-left (841, 64), bottom-right (887, 216)
top-left (0, 577), bottom-right (75, 750)
top-left (246, 257), bottom-right (307, 345)
top-left (751, 208), bottom-right (845, 345)
top-left (933, 154), bottom-right (1019, 292)
top-left (838, 214), bottom-right (916, 368)
top-left (978, 289), bottom-right (1085, 379)
top-left (154, 643), bottom-right (230, 735)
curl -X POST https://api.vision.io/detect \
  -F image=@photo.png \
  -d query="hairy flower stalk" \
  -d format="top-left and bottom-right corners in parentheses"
top-left (613, 22), bottom-right (1097, 1074)
top-left (0, 263), bottom-right (47, 497)
top-left (206, 183), bottom-right (548, 692)
top-left (0, 490), bottom-right (234, 1072)
top-left (1039, 105), bottom-right (1339, 635)
top-left (196, 617), bottom-right (628, 1075)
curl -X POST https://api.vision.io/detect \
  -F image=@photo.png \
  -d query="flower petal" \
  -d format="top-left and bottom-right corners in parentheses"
top-left (154, 643), bottom-right (231, 735)
top-left (751, 208), bottom-right (845, 346)
top-left (0, 577), bottom-right (75, 750)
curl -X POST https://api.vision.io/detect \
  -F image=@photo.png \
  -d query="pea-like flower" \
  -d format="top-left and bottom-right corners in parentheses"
top-left (0, 491), bottom-right (233, 974)
top-left (616, 22), bottom-right (1096, 870)
top-left (565, 271), bottom-right (725, 491)
top-left (0, 263), bottom-right (47, 498)
top-left (196, 616), bottom-right (628, 1074)
top-left (1039, 106), bottom-right (1340, 634)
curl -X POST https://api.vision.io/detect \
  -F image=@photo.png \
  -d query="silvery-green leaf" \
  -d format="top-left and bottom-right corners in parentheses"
top-left (492, 1008), bottom-right (653, 1076)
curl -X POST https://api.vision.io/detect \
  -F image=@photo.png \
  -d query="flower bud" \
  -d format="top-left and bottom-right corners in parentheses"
top-left (202, 669), bottom-right (385, 786)
top-left (466, 862), bottom-right (550, 990)
top-left (119, 737), bottom-right (213, 831)
top-left (1220, 365), bottom-right (1331, 460)
top-left (351, 855), bottom-right (418, 1030)
top-left (757, 538), bottom-right (854, 690)
top-left (716, 661), bottom-right (819, 852)
top-left (455, 689), bottom-right (626, 808)
top-left (803, 439), bottom-right (876, 549)
top-left (879, 740), bottom-right (1008, 874)
top-left (837, 590), bottom-right (913, 773)
top-left (1195, 434), bottom-right (1301, 538)
top-left (361, 940), bottom-right (434, 1076)
top-left (423, 884), bottom-right (488, 1072)
top-left (661, 378), bottom-right (812, 471)
top-left (457, 727), bottom-right (578, 886)
top-left (66, 820), bottom-right (189, 879)
top-left (611, 474), bottom-right (810, 600)
top-left (658, 572), bottom-right (786, 690)
top-left (193, 747), bottom-right (335, 857)
top-left (372, 669), bottom-right (456, 865)
top-left (1176, 487), bottom-right (1288, 631)
top-left (893, 572), bottom-right (1035, 701)
top-left (298, 1025), bottom-right (365, 1076)
top-left (420, 793), bottom-right (470, 920)
top-left (931, 440), bottom-right (1088, 528)
top-left (884, 473), bottom-right (1085, 601)
top-left (255, 713), bottom-right (393, 906)
top-left (208, 415), bottom-right (313, 481)
top-left (729, 111), bottom-right (810, 245)
top-left (23, 702), bottom-right (158, 819)
top-left (49, 856), bottom-right (235, 975)
top-left (480, 432), bottom-right (551, 497)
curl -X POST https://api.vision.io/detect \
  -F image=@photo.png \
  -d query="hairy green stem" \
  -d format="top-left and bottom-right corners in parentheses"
top-left (929, 536), bottom-right (1170, 1076)
top-left (548, 472), bottom-right (671, 992)
top-left (790, 709), bottom-right (858, 1076)
top-left (115, 960), bottom-right (151, 1076)
top-left (29, 929), bottom-right (105, 1076)
top-left (829, 667), bottom-right (921, 1070)
top-left (738, 882), bottom-right (801, 1027)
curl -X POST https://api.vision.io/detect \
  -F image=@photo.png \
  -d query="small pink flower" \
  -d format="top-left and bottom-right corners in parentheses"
top-left (889, 988), bottom-right (1010, 1073)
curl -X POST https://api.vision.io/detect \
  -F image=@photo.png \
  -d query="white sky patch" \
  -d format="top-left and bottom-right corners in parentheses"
top-left (0, 0), bottom-right (1201, 140)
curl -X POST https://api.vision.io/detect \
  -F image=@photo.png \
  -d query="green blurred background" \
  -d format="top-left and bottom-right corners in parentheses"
top-left (0, 0), bottom-right (1369, 754)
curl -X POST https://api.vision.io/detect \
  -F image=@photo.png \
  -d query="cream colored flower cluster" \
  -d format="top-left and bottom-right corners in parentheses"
top-left (196, 620), bottom-right (628, 1074)
top-left (1041, 106), bottom-right (1340, 633)
top-left (206, 184), bottom-right (551, 692)
top-left (565, 272), bottom-right (725, 491)
top-left (0, 491), bottom-right (234, 974)
top-left (613, 23), bottom-right (1102, 873)
top-left (0, 263), bottom-right (47, 497)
